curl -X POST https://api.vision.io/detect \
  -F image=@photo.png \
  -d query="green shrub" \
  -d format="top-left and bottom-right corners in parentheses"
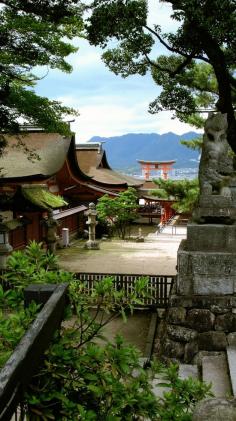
top-left (0, 242), bottom-right (212, 419)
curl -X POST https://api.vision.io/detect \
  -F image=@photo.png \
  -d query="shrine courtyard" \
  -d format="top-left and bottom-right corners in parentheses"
top-left (57, 224), bottom-right (187, 276)
top-left (58, 224), bottom-right (186, 352)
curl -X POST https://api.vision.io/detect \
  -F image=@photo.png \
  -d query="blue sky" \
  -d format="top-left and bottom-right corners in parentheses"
top-left (35, 1), bottom-right (200, 142)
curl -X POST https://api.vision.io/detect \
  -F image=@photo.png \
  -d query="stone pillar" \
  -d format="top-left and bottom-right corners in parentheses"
top-left (84, 203), bottom-right (100, 250)
top-left (156, 113), bottom-right (236, 363)
top-left (136, 227), bottom-right (144, 242)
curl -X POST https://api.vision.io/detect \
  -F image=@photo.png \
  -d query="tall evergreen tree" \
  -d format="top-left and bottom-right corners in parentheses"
top-left (86, 0), bottom-right (236, 150)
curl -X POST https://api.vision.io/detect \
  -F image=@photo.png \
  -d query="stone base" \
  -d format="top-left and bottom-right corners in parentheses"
top-left (154, 218), bottom-right (236, 363)
top-left (193, 398), bottom-right (236, 421)
top-left (154, 300), bottom-right (236, 363)
top-left (84, 240), bottom-right (100, 250)
top-left (192, 194), bottom-right (236, 224)
top-left (170, 292), bottom-right (236, 310)
top-left (177, 240), bottom-right (236, 295)
top-left (136, 237), bottom-right (144, 243)
top-left (187, 223), bottom-right (236, 252)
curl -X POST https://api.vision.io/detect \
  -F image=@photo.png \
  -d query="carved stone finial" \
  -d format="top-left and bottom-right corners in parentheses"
top-left (193, 112), bottom-right (236, 224)
top-left (199, 112), bottom-right (232, 196)
top-left (89, 202), bottom-right (96, 210)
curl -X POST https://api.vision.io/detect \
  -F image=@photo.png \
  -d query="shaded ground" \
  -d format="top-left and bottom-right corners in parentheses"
top-left (63, 310), bottom-right (152, 354)
top-left (95, 311), bottom-right (152, 354)
top-left (57, 224), bottom-right (186, 275)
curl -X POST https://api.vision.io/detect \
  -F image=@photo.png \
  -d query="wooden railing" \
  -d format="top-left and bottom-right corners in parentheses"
top-left (75, 273), bottom-right (176, 307)
top-left (0, 284), bottom-right (68, 421)
top-left (2, 273), bottom-right (175, 419)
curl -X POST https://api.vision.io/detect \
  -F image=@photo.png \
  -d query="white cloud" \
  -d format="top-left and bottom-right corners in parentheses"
top-left (154, 111), bottom-right (202, 135)
top-left (68, 45), bottom-right (103, 69)
top-left (71, 51), bottom-right (101, 68)
top-left (148, 1), bottom-right (179, 32)
top-left (71, 103), bottom-right (145, 141)
top-left (51, 1), bottom-right (197, 143)
top-left (58, 96), bottom-right (201, 142)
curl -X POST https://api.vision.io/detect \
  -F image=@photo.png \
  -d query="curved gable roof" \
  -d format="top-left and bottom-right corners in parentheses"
top-left (76, 143), bottom-right (111, 172)
top-left (76, 143), bottom-right (143, 188)
top-left (0, 132), bottom-right (71, 180)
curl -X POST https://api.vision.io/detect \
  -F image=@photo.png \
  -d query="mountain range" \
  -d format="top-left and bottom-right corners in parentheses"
top-left (89, 132), bottom-right (201, 172)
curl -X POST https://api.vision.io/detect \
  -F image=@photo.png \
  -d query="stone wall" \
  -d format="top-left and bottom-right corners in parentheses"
top-left (192, 398), bottom-right (236, 421)
top-left (154, 295), bottom-right (236, 363)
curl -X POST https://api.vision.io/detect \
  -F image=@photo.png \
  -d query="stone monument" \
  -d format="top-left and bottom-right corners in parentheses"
top-left (43, 211), bottom-right (59, 254)
top-left (136, 227), bottom-right (144, 242)
top-left (0, 216), bottom-right (13, 269)
top-left (156, 113), bottom-right (236, 362)
top-left (84, 202), bottom-right (100, 250)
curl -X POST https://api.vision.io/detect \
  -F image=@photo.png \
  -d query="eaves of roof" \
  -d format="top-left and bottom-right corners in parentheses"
top-left (0, 132), bottom-right (72, 180)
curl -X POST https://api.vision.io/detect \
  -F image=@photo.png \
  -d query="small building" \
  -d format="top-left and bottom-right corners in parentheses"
top-left (0, 131), bottom-right (87, 249)
top-left (75, 143), bottom-right (143, 193)
top-left (0, 133), bottom-right (144, 249)
top-left (138, 178), bottom-right (176, 225)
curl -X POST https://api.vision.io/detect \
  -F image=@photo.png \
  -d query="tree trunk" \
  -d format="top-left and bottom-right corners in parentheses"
top-left (192, 23), bottom-right (236, 153)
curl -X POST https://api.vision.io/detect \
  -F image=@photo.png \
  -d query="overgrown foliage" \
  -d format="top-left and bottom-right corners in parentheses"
top-left (4, 241), bottom-right (72, 290)
top-left (0, 242), bottom-right (212, 419)
top-left (86, 0), bottom-right (236, 152)
top-left (0, 298), bottom-right (39, 368)
top-left (152, 178), bottom-right (199, 213)
top-left (151, 362), bottom-right (212, 420)
top-left (96, 187), bottom-right (139, 239)
top-left (0, 240), bottom-right (66, 368)
top-left (23, 336), bottom-right (211, 420)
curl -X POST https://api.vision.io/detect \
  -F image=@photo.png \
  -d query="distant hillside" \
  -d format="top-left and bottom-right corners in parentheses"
top-left (89, 132), bottom-right (201, 171)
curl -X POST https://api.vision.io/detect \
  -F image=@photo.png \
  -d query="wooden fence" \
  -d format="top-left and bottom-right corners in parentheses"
top-left (75, 273), bottom-right (176, 307)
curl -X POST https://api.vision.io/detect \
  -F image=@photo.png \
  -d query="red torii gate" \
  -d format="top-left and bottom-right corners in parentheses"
top-left (137, 159), bottom-right (176, 180)
top-left (138, 159), bottom-right (176, 225)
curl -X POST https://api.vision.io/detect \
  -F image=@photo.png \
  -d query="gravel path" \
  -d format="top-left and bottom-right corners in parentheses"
top-left (57, 225), bottom-right (186, 275)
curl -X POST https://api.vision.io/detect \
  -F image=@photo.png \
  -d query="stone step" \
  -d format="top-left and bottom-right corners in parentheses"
top-left (132, 358), bottom-right (149, 378)
top-left (202, 353), bottom-right (232, 398)
top-left (226, 346), bottom-right (236, 397)
top-left (178, 364), bottom-right (199, 380)
top-left (151, 364), bottom-right (199, 399)
top-left (151, 374), bottom-right (170, 399)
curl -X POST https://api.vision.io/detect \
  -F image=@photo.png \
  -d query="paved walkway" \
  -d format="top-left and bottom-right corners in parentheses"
top-left (57, 225), bottom-right (187, 275)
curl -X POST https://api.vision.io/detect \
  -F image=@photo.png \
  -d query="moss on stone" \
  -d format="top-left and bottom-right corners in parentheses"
top-left (22, 186), bottom-right (68, 209)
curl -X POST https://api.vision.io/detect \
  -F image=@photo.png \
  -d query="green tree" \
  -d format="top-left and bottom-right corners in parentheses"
top-left (0, 0), bottom-right (84, 153)
top-left (180, 136), bottom-right (203, 151)
top-left (152, 178), bottom-right (199, 213)
top-left (86, 0), bottom-right (236, 152)
top-left (96, 187), bottom-right (139, 239)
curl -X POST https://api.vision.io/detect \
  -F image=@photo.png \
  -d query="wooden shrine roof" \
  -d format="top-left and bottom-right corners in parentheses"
top-left (76, 143), bottom-right (143, 188)
top-left (0, 132), bottom-right (71, 180)
top-left (141, 180), bottom-right (157, 189)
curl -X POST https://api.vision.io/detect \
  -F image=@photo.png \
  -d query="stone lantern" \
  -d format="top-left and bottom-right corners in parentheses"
top-left (84, 203), bottom-right (100, 250)
top-left (0, 216), bottom-right (13, 269)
